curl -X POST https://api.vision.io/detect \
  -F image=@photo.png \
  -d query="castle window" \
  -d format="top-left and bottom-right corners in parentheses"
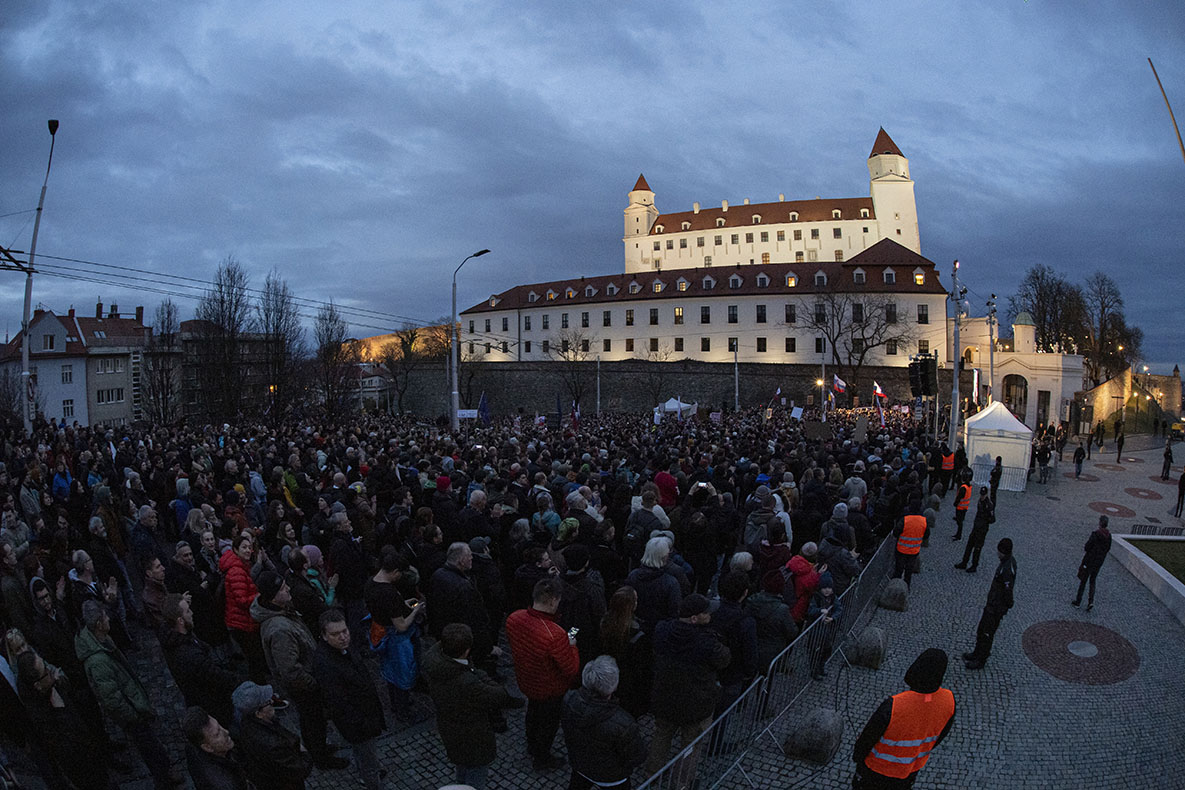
top-left (785, 304), bottom-right (797, 323)
top-left (649, 308), bottom-right (658, 325)
top-left (756, 304), bottom-right (767, 323)
top-left (655, 225), bottom-right (664, 233)
top-left (565, 288), bottom-right (576, 299)
top-left (697, 237), bottom-right (704, 247)
top-left (528, 291), bottom-right (539, 303)
top-left (756, 274), bottom-right (769, 287)
top-left (674, 337), bottom-right (684, 352)
top-left (731, 234), bottom-right (739, 244)
top-left (833, 227), bottom-right (842, 239)
top-left (914, 269), bottom-right (926, 286)
top-left (653, 242), bottom-right (661, 251)
top-left (502, 317), bottom-right (509, 331)
top-left (674, 307), bottom-right (684, 325)
top-left (785, 337), bottom-right (797, 353)
top-left (810, 228), bottom-right (820, 240)
top-left (489, 296), bottom-right (498, 307)
top-left (629, 282), bottom-right (641, 294)
top-left (729, 275), bottom-right (742, 289)
top-left (760, 231), bottom-right (769, 242)
top-left (794, 230), bottom-right (802, 241)
top-left (681, 221), bottom-right (691, 230)
top-left (703, 276), bottom-right (716, 290)
top-left (603, 310), bottom-right (611, 327)
top-left (525, 316), bottom-right (532, 330)
top-left (752, 215), bottom-right (762, 224)
top-left (756, 337), bottom-right (767, 353)
top-left (814, 272), bottom-right (827, 287)
top-left (786, 275), bottom-right (798, 288)
top-left (701, 306), bottom-right (711, 323)
top-left (835, 250), bottom-right (844, 261)
top-left (679, 238), bottom-right (687, 249)
top-left (886, 339), bottom-right (897, 355)
top-left (546, 290), bottom-right (557, 301)
top-left (917, 304), bottom-right (929, 324)
top-left (501, 341), bottom-right (509, 353)
top-left (649, 338), bottom-right (659, 352)
top-left (795, 251), bottom-right (804, 262)
top-left (585, 285), bottom-right (597, 297)
top-left (666, 240), bottom-right (673, 249)
top-left (606, 283), bottom-right (619, 295)
top-left (716, 218), bottom-right (726, 228)
top-left (468, 321), bottom-right (475, 334)
top-left (745, 233), bottom-right (754, 243)
top-left (701, 337), bottom-right (710, 352)
top-left (625, 309), bottom-right (634, 326)
top-left (677, 278), bottom-right (689, 292)
top-left (714, 235), bottom-right (722, 246)
top-left (853, 269), bottom-right (866, 284)
top-left (581, 312), bottom-right (589, 328)
top-left (542, 315), bottom-right (550, 330)
top-left (860, 209), bottom-right (870, 218)
top-left (561, 313), bottom-right (569, 329)
top-left (789, 212), bottom-right (799, 221)
top-left (761, 253), bottom-right (770, 265)
top-left (525, 340), bottom-right (532, 353)
top-left (728, 305), bottom-right (738, 323)
top-left (777, 230), bottom-right (785, 241)
top-left (626, 339), bottom-right (634, 352)
top-left (832, 209), bottom-right (841, 219)
top-left (653, 280), bottom-right (664, 293)
top-left (581, 339), bottom-right (589, 353)
top-left (484, 319), bottom-right (491, 332)
top-left (704, 256), bottom-right (713, 266)
top-left (542, 340), bottom-right (549, 353)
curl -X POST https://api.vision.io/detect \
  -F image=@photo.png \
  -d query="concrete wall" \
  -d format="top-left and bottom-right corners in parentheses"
top-left (387, 359), bottom-right (966, 419)
top-left (1112, 536), bottom-right (1185, 628)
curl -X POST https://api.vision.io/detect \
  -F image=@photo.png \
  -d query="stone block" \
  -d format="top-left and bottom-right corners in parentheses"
top-left (850, 626), bottom-right (887, 669)
top-left (783, 707), bottom-right (843, 764)
top-left (879, 578), bottom-right (909, 611)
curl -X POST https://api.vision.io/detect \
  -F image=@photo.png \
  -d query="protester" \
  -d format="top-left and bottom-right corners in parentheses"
top-left (562, 656), bottom-right (647, 790)
top-left (233, 681), bottom-right (314, 790)
top-left (962, 538), bottom-right (1017, 670)
top-left (182, 706), bottom-right (250, 790)
top-left (1071, 516), bottom-right (1112, 611)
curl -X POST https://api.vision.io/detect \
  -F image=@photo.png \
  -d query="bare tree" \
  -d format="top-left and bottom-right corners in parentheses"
top-left (0, 368), bottom-right (22, 429)
top-left (636, 343), bottom-right (675, 406)
top-left (806, 289), bottom-right (915, 401)
top-left (194, 257), bottom-right (255, 421)
top-left (1080, 272), bottom-right (1140, 386)
top-left (314, 300), bottom-right (357, 417)
top-left (380, 323), bottom-right (436, 414)
top-left (257, 269), bottom-right (305, 421)
top-left (1007, 264), bottom-right (1086, 354)
top-left (546, 327), bottom-right (597, 406)
top-left (143, 299), bottom-right (181, 424)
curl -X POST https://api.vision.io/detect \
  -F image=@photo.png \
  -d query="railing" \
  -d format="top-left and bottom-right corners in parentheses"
top-left (638, 536), bottom-right (896, 790)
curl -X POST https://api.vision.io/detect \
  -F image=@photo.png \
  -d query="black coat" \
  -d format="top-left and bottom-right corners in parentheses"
top-left (186, 745), bottom-right (251, 790)
top-left (650, 618), bottom-right (730, 724)
top-left (626, 565), bottom-right (681, 634)
top-left (311, 642), bottom-right (385, 744)
top-left (328, 533), bottom-right (368, 602)
top-left (161, 628), bottom-right (243, 725)
top-left (237, 714), bottom-right (312, 790)
top-left (562, 687), bottom-right (647, 783)
top-left (1081, 528), bottom-right (1112, 572)
top-left (287, 571), bottom-right (329, 636)
top-left (985, 555), bottom-right (1017, 613)
top-left (427, 564), bottom-right (490, 649)
top-left (421, 642), bottom-right (523, 767)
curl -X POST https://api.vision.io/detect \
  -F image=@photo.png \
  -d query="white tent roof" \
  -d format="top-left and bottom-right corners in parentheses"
top-left (654, 398), bottom-right (697, 413)
top-left (964, 401), bottom-right (1031, 436)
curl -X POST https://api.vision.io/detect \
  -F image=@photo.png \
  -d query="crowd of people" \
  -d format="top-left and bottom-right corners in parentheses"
top-left (0, 404), bottom-right (1001, 789)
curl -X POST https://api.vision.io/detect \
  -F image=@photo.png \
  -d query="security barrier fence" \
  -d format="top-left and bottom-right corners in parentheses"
top-left (638, 536), bottom-right (897, 790)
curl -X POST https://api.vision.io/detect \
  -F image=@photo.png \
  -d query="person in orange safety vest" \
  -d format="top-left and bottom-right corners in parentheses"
top-left (852, 648), bottom-right (955, 789)
top-left (939, 448), bottom-right (955, 495)
top-left (891, 510), bottom-right (926, 588)
top-left (951, 475), bottom-right (972, 541)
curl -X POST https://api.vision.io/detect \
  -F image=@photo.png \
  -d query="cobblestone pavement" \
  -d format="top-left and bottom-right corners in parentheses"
top-left (728, 441), bottom-right (1185, 789)
top-left (8, 437), bottom-right (1182, 790)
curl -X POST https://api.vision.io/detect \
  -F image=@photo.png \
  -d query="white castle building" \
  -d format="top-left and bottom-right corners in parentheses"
top-left (460, 129), bottom-right (945, 368)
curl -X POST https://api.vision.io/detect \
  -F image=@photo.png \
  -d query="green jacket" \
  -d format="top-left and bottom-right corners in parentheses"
top-left (75, 626), bottom-right (152, 727)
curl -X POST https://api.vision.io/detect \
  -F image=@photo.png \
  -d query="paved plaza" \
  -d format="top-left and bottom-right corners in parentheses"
top-left (8, 438), bottom-right (1183, 790)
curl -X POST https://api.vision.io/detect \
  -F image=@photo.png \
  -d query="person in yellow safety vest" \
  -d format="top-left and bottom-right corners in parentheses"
top-left (951, 476), bottom-right (972, 541)
top-left (939, 447), bottom-right (955, 495)
top-left (891, 510), bottom-right (926, 588)
top-left (852, 648), bottom-right (955, 789)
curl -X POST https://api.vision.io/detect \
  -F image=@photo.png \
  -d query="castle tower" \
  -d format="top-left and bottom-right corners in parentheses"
top-left (868, 128), bottom-right (921, 254)
top-left (623, 174), bottom-right (659, 271)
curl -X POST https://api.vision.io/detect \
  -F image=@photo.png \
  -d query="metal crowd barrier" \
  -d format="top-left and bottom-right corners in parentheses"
top-left (969, 462), bottom-right (1030, 492)
top-left (638, 536), bottom-right (896, 790)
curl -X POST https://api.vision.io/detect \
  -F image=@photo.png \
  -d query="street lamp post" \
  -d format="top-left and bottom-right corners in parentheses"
top-left (816, 379), bottom-right (825, 420)
top-left (21, 119), bottom-right (59, 435)
top-left (450, 249), bottom-right (490, 432)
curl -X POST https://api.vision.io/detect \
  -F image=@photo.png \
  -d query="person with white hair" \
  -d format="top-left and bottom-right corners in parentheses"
top-left (561, 655), bottom-right (646, 790)
top-left (625, 537), bottom-right (682, 634)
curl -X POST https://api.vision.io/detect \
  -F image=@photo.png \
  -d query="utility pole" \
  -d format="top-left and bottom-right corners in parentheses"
top-left (733, 345), bottom-right (740, 411)
top-left (949, 260), bottom-right (965, 444)
top-left (986, 294), bottom-right (997, 404)
top-left (22, 120), bottom-right (59, 435)
top-left (596, 355), bottom-right (601, 415)
top-left (821, 344), bottom-right (827, 422)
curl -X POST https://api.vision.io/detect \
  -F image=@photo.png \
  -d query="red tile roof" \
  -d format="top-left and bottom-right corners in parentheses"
top-left (650, 196), bottom-right (874, 235)
top-left (463, 239), bottom-right (944, 315)
top-left (869, 128), bottom-right (903, 158)
top-left (632, 173), bottom-right (651, 192)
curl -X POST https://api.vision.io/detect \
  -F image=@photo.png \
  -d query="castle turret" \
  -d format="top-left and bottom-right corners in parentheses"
top-left (1012, 312), bottom-right (1036, 354)
top-left (868, 128), bottom-right (920, 254)
top-left (624, 174), bottom-right (659, 271)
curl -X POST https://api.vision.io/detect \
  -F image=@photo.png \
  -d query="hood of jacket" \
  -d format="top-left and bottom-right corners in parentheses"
top-left (654, 618), bottom-right (720, 663)
top-left (787, 555), bottom-right (815, 578)
top-left (421, 642), bottom-right (467, 686)
top-left (75, 625), bottom-right (113, 664)
top-left (249, 596), bottom-right (288, 626)
top-left (631, 565), bottom-right (667, 584)
top-left (904, 648), bottom-right (948, 693)
top-left (218, 548), bottom-right (246, 575)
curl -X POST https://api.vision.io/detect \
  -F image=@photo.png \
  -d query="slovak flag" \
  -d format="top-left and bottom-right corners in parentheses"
top-left (832, 375), bottom-right (847, 394)
top-left (873, 381), bottom-right (887, 400)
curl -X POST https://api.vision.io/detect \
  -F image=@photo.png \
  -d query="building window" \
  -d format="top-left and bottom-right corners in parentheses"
top-left (561, 313), bottom-right (569, 329)
top-left (815, 337), bottom-right (825, 354)
top-left (863, 226), bottom-right (869, 233)
top-left (529, 292), bottom-right (539, 303)
top-left (525, 340), bottom-right (532, 353)
top-left (653, 281), bottom-right (663, 293)
top-left (581, 312), bottom-right (590, 328)
top-left (649, 308), bottom-right (658, 325)
top-left (814, 302), bottom-right (826, 323)
top-left (917, 304), bottom-right (929, 324)
top-left (728, 305), bottom-right (738, 324)
top-left (861, 209), bottom-right (869, 218)
top-left (886, 303), bottom-right (897, 324)
top-left (653, 241), bottom-right (661, 251)
top-left (795, 251), bottom-right (804, 262)
top-left (814, 272), bottom-right (826, 286)
top-left (561, 339), bottom-right (569, 353)
top-left (673, 307), bottom-right (684, 325)
top-left (785, 304), bottom-right (797, 324)
top-left (581, 339), bottom-right (589, 353)
top-left (793, 229), bottom-right (802, 240)
top-left (729, 275), bottom-right (742, 289)
top-left (704, 256), bottom-right (713, 267)
top-left (761, 252), bottom-right (770, 264)
top-left (717, 218), bottom-right (726, 227)
top-left (886, 339), bottom-right (898, 355)
top-left (542, 340), bottom-right (550, 354)
top-left (853, 270), bottom-right (866, 284)
top-left (469, 342), bottom-right (475, 354)
top-left (679, 238), bottom-right (687, 249)
top-left (666, 240), bottom-right (674, 249)
top-left (625, 310), bottom-right (634, 327)
top-left (851, 338), bottom-right (864, 354)
top-left (629, 282), bottom-right (641, 294)
top-left (469, 320), bottom-right (475, 334)
top-left (61, 364), bottom-right (72, 384)
top-left (728, 337), bottom-right (738, 353)
top-left (745, 233), bottom-right (754, 243)
top-left (603, 310), bottom-right (611, 327)
top-left (833, 227), bottom-right (842, 239)
top-left (703, 276), bottom-right (715, 289)
top-left (756, 337), bottom-right (767, 353)
top-left (484, 319), bottom-right (491, 332)
top-left (502, 341), bottom-right (510, 353)
top-left (697, 237), bottom-right (704, 247)
top-left (810, 228), bottom-right (820, 240)
top-left (585, 286), bottom-right (596, 297)
top-left (852, 303), bottom-right (864, 323)
top-left (918, 339), bottom-right (930, 354)
top-left (714, 235), bottom-right (722, 246)
top-left (701, 337), bottom-right (711, 352)
top-left (777, 230), bottom-right (785, 241)
top-left (914, 272), bottom-right (926, 286)
top-left (548, 290), bottom-right (557, 300)
top-left (756, 305), bottom-right (767, 323)
top-left (603, 339), bottom-right (611, 352)
top-left (884, 270), bottom-right (896, 284)
top-left (649, 338), bottom-right (659, 352)
top-left (674, 337), bottom-right (684, 352)
top-left (42, 334), bottom-right (54, 350)
top-left (542, 315), bottom-right (550, 330)
top-left (606, 283), bottom-right (618, 295)
top-left (835, 250), bottom-right (844, 262)
top-left (756, 274), bottom-right (769, 287)
top-left (626, 339), bottom-right (634, 352)
top-left (832, 209), bottom-right (842, 219)
top-left (96, 388), bottom-right (125, 404)
top-left (785, 337), bottom-right (797, 353)
top-left (62, 399), bottom-right (73, 418)
top-left (760, 231), bottom-right (769, 242)
top-left (485, 343), bottom-right (492, 354)
top-left (502, 317), bottom-right (509, 332)
top-left (525, 316), bottom-right (532, 331)
top-left (701, 306), bottom-right (711, 324)
top-left (677, 279), bottom-right (689, 292)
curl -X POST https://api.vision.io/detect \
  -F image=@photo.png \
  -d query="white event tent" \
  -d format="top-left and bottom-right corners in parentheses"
top-left (963, 401), bottom-right (1033, 492)
top-left (654, 398), bottom-right (698, 419)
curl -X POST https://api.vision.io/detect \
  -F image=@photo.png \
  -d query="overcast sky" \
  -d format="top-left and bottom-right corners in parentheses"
top-left (3, 1), bottom-right (1183, 371)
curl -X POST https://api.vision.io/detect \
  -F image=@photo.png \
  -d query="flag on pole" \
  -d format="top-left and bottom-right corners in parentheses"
top-left (873, 381), bottom-right (887, 400)
top-left (876, 396), bottom-right (886, 428)
top-left (571, 400), bottom-right (581, 430)
top-left (775, 386), bottom-right (782, 397)
top-left (832, 374), bottom-right (847, 394)
top-left (477, 391), bottom-right (491, 426)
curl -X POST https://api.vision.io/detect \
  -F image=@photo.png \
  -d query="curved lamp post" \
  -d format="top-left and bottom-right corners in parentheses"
top-left (22, 119), bottom-right (59, 434)
top-left (451, 249), bottom-right (490, 432)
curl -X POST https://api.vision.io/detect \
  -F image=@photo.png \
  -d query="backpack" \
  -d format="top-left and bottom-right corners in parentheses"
top-left (624, 507), bottom-right (661, 563)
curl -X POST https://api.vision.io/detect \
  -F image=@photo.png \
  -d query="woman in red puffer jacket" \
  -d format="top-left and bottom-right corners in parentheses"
top-left (783, 544), bottom-right (823, 625)
top-left (219, 533), bottom-right (267, 681)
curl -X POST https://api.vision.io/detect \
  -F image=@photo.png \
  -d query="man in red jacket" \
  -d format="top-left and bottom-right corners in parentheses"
top-left (506, 577), bottom-right (580, 771)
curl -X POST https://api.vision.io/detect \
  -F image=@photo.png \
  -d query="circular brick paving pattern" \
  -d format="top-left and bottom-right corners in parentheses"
top-left (1094, 463), bottom-right (1125, 472)
top-left (1125, 487), bottom-right (1163, 500)
top-left (1064, 472), bottom-right (1100, 482)
top-left (1022, 620), bottom-right (1140, 685)
top-left (1148, 476), bottom-right (1177, 486)
top-left (1089, 501), bottom-right (1136, 517)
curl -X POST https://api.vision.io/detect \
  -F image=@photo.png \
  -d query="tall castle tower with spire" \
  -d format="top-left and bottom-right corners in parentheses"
top-left (623, 128), bottom-right (920, 273)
